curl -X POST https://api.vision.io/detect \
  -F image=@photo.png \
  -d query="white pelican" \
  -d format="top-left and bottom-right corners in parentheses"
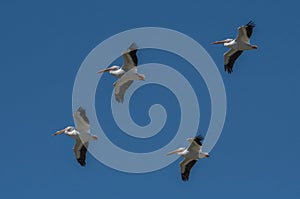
top-left (52, 107), bottom-right (98, 166)
top-left (212, 21), bottom-right (258, 74)
top-left (96, 43), bottom-right (145, 103)
top-left (167, 135), bottom-right (209, 181)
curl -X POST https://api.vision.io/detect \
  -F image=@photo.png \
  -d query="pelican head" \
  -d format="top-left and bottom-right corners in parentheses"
top-left (212, 39), bottom-right (233, 45)
top-left (96, 66), bottom-right (120, 74)
top-left (52, 126), bottom-right (74, 136)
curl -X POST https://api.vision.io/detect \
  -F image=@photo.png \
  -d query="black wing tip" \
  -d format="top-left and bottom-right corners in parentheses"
top-left (181, 174), bottom-right (189, 181)
top-left (225, 65), bottom-right (233, 74)
top-left (194, 135), bottom-right (204, 146)
top-left (77, 159), bottom-right (86, 166)
top-left (224, 50), bottom-right (243, 74)
top-left (194, 134), bottom-right (204, 140)
top-left (181, 160), bottom-right (197, 181)
top-left (246, 20), bottom-right (255, 27)
top-left (77, 145), bottom-right (88, 166)
top-left (129, 49), bottom-right (138, 66)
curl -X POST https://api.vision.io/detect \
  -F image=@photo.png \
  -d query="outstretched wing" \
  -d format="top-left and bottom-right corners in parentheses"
top-left (73, 139), bottom-right (89, 167)
top-left (236, 21), bottom-right (255, 43)
top-left (224, 49), bottom-right (243, 74)
top-left (74, 107), bottom-right (90, 133)
top-left (121, 43), bottom-right (138, 72)
top-left (114, 80), bottom-right (134, 103)
top-left (193, 135), bottom-right (204, 146)
top-left (113, 68), bottom-right (137, 103)
top-left (187, 135), bottom-right (203, 152)
top-left (180, 159), bottom-right (198, 181)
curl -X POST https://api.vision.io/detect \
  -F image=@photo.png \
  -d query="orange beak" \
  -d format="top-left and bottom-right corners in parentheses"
top-left (166, 148), bottom-right (185, 156)
top-left (212, 40), bottom-right (228, 44)
top-left (52, 128), bottom-right (66, 136)
top-left (96, 66), bottom-right (115, 74)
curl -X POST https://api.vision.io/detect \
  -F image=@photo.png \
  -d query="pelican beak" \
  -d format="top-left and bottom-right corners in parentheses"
top-left (96, 67), bottom-right (112, 74)
top-left (212, 40), bottom-right (227, 44)
top-left (166, 148), bottom-right (184, 156)
top-left (52, 128), bottom-right (66, 136)
top-left (166, 150), bottom-right (178, 156)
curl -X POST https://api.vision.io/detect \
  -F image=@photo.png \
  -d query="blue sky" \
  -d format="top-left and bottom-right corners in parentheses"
top-left (1, 0), bottom-right (300, 198)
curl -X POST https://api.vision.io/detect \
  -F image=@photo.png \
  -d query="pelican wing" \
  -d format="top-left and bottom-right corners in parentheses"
top-left (187, 141), bottom-right (201, 152)
top-left (114, 80), bottom-right (133, 103)
top-left (224, 49), bottom-right (243, 74)
top-left (73, 139), bottom-right (89, 166)
top-left (236, 21), bottom-right (255, 43)
top-left (180, 159), bottom-right (198, 181)
top-left (73, 139), bottom-right (82, 160)
top-left (113, 67), bottom-right (137, 103)
top-left (74, 107), bottom-right (90, 133)
top-left (187, 135), bottom-right (203, 152)
top-left (121, 43), bottom-right (138, 72)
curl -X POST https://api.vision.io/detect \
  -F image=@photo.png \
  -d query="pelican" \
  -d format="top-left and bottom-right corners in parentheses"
top-left (212, 21), bottom-right (258, 74)
top-left (167, 135), bottom-right (209, 181)
top-left (96, 43), bottom-right (145, 103)
top-left (52, 107), bottom-right (98, 166)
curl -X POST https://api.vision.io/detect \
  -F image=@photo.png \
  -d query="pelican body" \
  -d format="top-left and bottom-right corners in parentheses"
top-left (167, 135), bottom-right (209, 181)
top-left (97, 43), bottom-right (145, 103)
top-left (52, 107), bottom-right (98, 166)
top-left (212, 21), bottom-right (258, 74)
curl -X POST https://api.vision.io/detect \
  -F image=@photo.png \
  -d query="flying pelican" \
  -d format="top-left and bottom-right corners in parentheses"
top-left (212, 21), bottom-right (258, 74)
top-left (96, 43), bottom-right (145, 103)
top-left (167, 135), bottom-right (209, 181)
top-left (52, 107), bottom-right (98, 166)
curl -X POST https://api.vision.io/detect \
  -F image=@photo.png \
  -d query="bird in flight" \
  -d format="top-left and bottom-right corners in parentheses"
top-left (212, 21), bottom-right (258, 74)
top-left (167, 135), bottom-right (209, 181)
top-left (52, 107), bottom-right (98, 166)
top-left (96, 43), bottom-right (145, 103)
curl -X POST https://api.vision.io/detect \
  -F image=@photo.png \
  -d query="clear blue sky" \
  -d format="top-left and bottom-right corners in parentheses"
top-left (1, 0), bottom-right (299, 198)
